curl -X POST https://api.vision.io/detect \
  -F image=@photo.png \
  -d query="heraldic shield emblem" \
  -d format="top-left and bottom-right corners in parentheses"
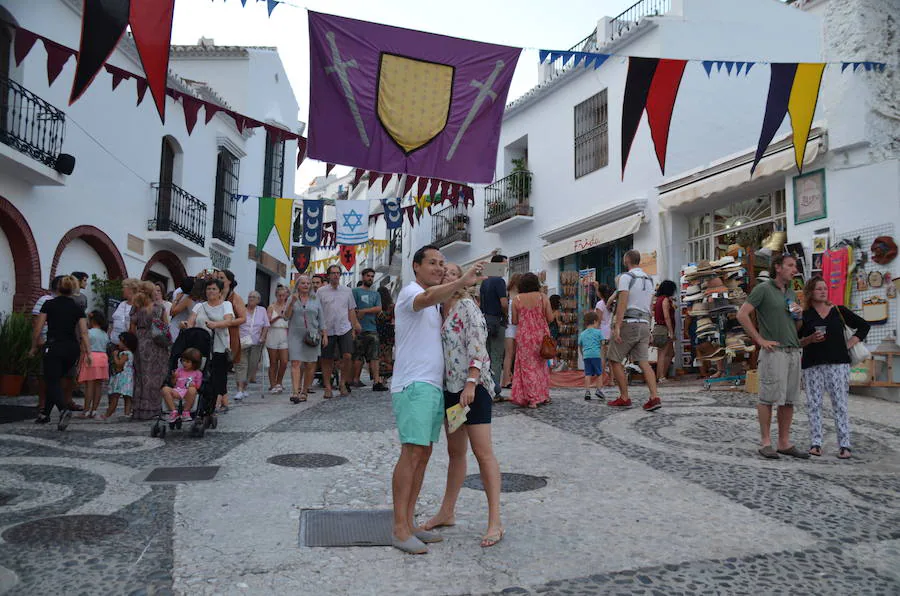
top-left (377, 53), bottom-right (454, 154)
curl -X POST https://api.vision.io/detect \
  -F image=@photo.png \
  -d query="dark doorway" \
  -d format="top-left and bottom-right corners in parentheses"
top-left (255, 268), bottom-right (271, 306)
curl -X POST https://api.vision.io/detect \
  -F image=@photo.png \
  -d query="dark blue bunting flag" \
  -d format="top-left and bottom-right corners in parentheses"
top-left (382, 198), bottom-right (403, 230)
top-left (302, 199), bottom-right (324, 246)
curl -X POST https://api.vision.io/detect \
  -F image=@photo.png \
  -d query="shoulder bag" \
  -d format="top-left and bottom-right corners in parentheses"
top-left (150, 306), bottom-right (172, 348)
top-left (836, 307), bottom-right (871, 365)
top-left (537, 296), bottom-right (557, 359)
top-left (302, 301), bottom-right (320, 347)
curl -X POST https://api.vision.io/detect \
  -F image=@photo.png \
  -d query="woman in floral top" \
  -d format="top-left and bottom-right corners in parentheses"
top-left (422, 263), bottom-right (504, 548)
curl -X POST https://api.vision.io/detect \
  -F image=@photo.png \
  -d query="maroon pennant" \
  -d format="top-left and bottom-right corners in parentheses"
top-left (367, 171), bottom-right (381, 189)
top-left (428, 178), bottom-right (440, 198)
top-left (44, 40), bottom-right (74, 86)
top-left (449, 183), bottom-right (460, 207)
top-left (440, 180), bottom-right (450, 201)
top-left (105, 64), bottom-right (130, 90)
top-left (405, 205), bottom-right (415, 226)
top-left (264, 124), bottom-right (284, 142)
top-left (402, 175), bottom-right (417, 197)
top-left (296, 137), bottom-right (308, 169)
top-left (352, 168), bottom-right (365, 186)
top-left (14, 28), bottom-right (38, 66)
top-left (136, 77), bottom-right (149, 106)
top-left (203, 101), bottom-right (221, 124)
top-left (244, 118), bottom-right (265, 130)
top-left (416, 177), bottom-right (428, 198)
top-left (381, 173), bottom-right (392, 192)
top-left (325, 163), bottom-right (335, 176)
top-left (182, 96), bottom-right (202, 135)
top-left (232, 113), bottom-right (246, 133)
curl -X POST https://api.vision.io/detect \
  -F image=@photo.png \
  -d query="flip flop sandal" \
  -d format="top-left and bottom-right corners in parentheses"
top-left (777, 446), bottom-right (811, 459)
top-left (838, 448), bottom-right (852, 459)
top-left (323, 390), bottom-right (334, 399)
top-left (808, 445), bottom-right (822, 456)
top-left (290, 394), bottom-right (302, 404)
top-left (758, 446), bottom-right (780, 459)
top-left (481, 529), bottom-right (504, 548)
top-left (298, 392), bottom-right (308, 402)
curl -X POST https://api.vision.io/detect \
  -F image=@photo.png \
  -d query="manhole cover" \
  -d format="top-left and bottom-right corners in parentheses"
top-left (268, 453), bottom-right (348, 468)
top-left (2, 515), bottom-right (128, 544)
top-left (299, 509), bottom-right (392, 547)
top-left (463, 473), bottom-right (547, 493)
top-left (144, 466), bottom-right (220, 482)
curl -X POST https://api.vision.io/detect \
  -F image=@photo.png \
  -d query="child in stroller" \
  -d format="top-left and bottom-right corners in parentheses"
top-left (152, 327), bottom-right (218, 438)
top-left (162, 347), bottom-right (202, 423)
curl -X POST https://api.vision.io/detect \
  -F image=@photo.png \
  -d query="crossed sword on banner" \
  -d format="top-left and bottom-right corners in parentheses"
top-left (325, 31), bottom-right (506, 162)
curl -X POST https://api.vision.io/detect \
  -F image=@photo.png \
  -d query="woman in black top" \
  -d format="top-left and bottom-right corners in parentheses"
top-left (30, 275), bottom-right (91, 430)
top-left (798, 276), bottom-right (870, 459)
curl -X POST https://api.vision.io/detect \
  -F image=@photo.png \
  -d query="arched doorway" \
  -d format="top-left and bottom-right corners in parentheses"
top-left (0, 196), bottom-right (42, 312)
top-left (50, 225), bottom-right (128, 281)
top-left (141, 249), bottom-right (187, 291)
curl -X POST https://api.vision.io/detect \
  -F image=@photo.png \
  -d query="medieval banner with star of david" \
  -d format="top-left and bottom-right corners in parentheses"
top-left (307, 11), bottom-right (521, 184)
top-left (335, 200), bottom-right (370, 245)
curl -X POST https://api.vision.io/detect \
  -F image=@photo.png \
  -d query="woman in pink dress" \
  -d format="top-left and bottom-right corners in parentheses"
top-left (510, 273), bottom-right (553, 408)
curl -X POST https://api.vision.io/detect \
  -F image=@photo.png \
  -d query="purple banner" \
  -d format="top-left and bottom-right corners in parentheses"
top-left (307, 11), bottom-right (521, 184)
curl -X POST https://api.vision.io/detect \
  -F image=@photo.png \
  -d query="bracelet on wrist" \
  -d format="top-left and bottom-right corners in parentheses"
top-left (465, 377), bottom-right (478, 385)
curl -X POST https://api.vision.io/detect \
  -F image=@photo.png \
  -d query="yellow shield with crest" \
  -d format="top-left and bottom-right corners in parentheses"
top-left (377, 53), bottom-right (454, 154)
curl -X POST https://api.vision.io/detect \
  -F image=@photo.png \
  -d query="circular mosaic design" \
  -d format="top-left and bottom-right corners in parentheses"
top-left (463, 473), bottom-right (547, 493)
top-left (2, 515), bottom-right (129, 545)
top-left (267, 453), bottom-right (349, 468)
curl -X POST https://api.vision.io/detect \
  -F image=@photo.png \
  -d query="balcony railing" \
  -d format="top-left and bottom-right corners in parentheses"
top-left (212, 201), bottom-right (237, 246)
top-left (0, 75), bottom-right (66, 168)
top-left (432, 203), bottom-right (471, 249)
top-left (609, 0), bottom-right (671, 41)
top-left (148, 183), bottom-right (208, 247)
top-left (484, 170), bottom-right (533, 228)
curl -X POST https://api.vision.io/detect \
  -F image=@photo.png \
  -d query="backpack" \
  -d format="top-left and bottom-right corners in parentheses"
top-left (607, 271), bottom-right (653, 323)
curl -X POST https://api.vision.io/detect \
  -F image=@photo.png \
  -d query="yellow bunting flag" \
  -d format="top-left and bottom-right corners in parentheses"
top-left (787, 63), bottom-right (826, 173)
top-left (273, 198), bottom-right (294, 260)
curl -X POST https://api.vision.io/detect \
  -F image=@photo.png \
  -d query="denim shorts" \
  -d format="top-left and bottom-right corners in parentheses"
top-left (584, 357), bottom-right (603, 377)
top-left (391, 382), bottom-right (444, 446)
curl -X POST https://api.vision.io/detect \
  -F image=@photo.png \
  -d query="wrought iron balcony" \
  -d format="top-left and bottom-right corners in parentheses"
top-left (212, 202), bottom-right (237, 246)
top-left (0, 75), bottom-right (66, 168)
top-left (484, 170), bottom-right (533, 229)
top-left (609, 0), bottom-right (671, 41)
top-left (148, 183), bottom-right (208, 247)
top-left (432, 203), bottom-right (471, 250)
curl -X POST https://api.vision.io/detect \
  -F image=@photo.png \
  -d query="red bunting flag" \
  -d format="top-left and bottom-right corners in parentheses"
top-left (381, 173), bottom-right (392, 192)
top-left (13, 28), bottom-right (38, 66)
top-left (129, 0), bottom-right (176, 122)
top-left (181, 95), bottom-right (202, 135)
top-left (402, 176), bottom-right (417, 197)
top-left (44, 40), bottom-right (74, 86)
top-left (136, 77), bottom-right (149, 106)
top-left (367, 172), bottom-right (381, 188)
top-left (352, 168), bottom-right (365, 186)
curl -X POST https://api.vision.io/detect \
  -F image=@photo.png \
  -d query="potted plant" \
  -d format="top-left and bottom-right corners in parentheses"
top-left (0, 312), bottom-right (39, 396)
top-left (510, 157), bottom-right (532, 204)
top-left (453, 213), bottom-right (469, 230)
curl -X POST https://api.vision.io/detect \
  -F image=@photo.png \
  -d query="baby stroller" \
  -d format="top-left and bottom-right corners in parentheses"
top-left (151, 327), bottom-right (219, 439)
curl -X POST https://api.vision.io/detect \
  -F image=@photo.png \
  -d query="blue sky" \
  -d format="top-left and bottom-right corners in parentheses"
top-left (171, 0), bottom-right (638, 189)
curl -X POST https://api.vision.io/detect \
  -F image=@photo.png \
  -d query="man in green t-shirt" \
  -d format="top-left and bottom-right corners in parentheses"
top-left (351, 268), bottom-right (387, 391)
top-left (737, 254), bottom-right (809, 460)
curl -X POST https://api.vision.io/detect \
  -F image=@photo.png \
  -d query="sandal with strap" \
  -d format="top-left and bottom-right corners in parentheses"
top-left (298, 391), bottom-right (308, 402)
top-left (808, 445), bottom-right (822, 456)
top-left (838, 447), bottom-right (852, 459)
top-left (290, 394), bottom-right (302, 404)
top-left (481, 528), bottom-right (504, 548)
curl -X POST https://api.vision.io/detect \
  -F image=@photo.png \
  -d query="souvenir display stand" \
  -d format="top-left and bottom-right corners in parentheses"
top-left (681, 256), bottom-right (756, 389)
top-left (556, 271), bottom-right (581, 370)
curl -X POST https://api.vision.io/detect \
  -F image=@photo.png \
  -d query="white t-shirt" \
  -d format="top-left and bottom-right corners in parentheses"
top-left (192, 301), bottom-right (235, 354)
top-left (594, 299), bottom-right (612, 338)
top-left (391, 281), bottom-right (444, 393)
top-left (316, 284), bottom-right (356, 336)
top-left (617, 267), bottom-right (653, 322)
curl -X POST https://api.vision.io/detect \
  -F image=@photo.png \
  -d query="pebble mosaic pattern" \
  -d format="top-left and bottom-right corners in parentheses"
top-left (3, 514), bottom-right (129, 545)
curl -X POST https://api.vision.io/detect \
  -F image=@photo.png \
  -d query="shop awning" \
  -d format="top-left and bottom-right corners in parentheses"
top-left (658, 130), bottom-right (827, 211)
top-left (541, 212), bottom-right (644, 261)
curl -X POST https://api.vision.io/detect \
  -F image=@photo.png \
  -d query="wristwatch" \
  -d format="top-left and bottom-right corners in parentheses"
top-left (465, 377), bottom-right (478, 385)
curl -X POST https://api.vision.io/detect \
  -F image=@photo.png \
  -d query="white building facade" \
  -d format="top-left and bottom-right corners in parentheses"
top-left (0, 0), bottom-right (303, 315)
top-left (406, 0), bottom-right (898, 349)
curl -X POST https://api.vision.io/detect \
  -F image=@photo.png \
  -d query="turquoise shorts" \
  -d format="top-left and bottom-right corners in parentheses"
top-left (391, 382), bottom-right (444, 446)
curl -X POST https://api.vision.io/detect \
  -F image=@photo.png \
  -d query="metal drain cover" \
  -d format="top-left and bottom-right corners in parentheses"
top-left (144, 466), bottom-right (220, 482)
top-left (463, 472), bottom-right (547, 493)
top-left (2, 515), bottom-right (128, 545)
top-left (299, 509), bottom-right (392, 547)
top-left (268, 453), bottom-right (348, 468)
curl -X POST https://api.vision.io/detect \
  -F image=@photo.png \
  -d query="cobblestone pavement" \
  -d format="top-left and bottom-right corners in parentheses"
top-left (1, 380), bottom-right (899, 595)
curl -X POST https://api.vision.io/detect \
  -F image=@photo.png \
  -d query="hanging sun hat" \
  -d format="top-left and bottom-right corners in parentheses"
top-left (683, 285), bottom-right (704, 302)
top-left (711, 256), bottom-right (735, 267)
top-left (683, 265), bottom-right (698, 276)
top-left (690, 302), bottom-right (709, 317)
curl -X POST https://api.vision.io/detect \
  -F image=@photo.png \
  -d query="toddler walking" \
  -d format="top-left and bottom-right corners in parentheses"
top-left (77, 310), bottom-right (110, 418)
top-left (101, 332), bottom-right (137, 420)
top-left (578, 311), bottom-right (605, 401)
top-left (162, 348), bottom-right (203, 423)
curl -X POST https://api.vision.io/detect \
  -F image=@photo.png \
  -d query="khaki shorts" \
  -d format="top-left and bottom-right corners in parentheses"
top-left (758, 348), bottom-right (801, 406)
top-left (606, 322), bottom-right (650, 363)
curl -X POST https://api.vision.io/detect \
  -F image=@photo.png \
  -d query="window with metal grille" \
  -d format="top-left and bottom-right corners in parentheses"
top-left (213, 148), bottom-right (239, 245)
top-left (508, 252), bottom-right (530, 276)
top-left (263, 131), bottom-right (285, 197)
top-left (573, 89), bottom-right (608, 178)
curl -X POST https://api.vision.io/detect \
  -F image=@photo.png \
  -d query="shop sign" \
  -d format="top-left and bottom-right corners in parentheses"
top-left (793, 169), bottom-right (827, 224)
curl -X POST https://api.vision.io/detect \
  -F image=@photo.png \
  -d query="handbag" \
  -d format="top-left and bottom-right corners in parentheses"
top-left (540, 334), bottom-right (557, 359)
top-left (836, 307), bottom-right (871, 365)
top-left (651, 324), bottom-right (670, 348)
top-left (302, 303), bottom-right (320, 347)
top-left (150, 309), bottom-right (172, 348)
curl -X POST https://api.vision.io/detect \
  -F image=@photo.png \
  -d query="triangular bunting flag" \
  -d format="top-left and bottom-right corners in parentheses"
top-left (405, 205), bottom-right (415, 226)
top-left (645, 59), bottom-right (688, 175)
top-left (325, 163), bottom-right (335, 176)
top-left (13, 28), bottom-right (38, 66)
top-left (256, 196), bottom-right (276, 251)
top-left (136, 77), bottom-right (149, 106)
top-left (182, 95), bottom-right (202, 135)
top-left (44, 40), bottom-right (74, 86)
top-left (274, 197), bottom-right (293, 259)
top-left (735, 62), bottom-right (745, 76)
top-left (105, 64), bottom-right (129, 90)
top-left (352, 168), bottom-right (365, 186)
top-left (203, 102), bottom-right (221, 124)
top-left (702, 61), bottom-right (714, 77)
top-left (745, 62), bottom-right (755, 75)
top-left (266, 0), bottom-right (279, 17)
top-left (621, 57), bottom-right (659, 177)
top-left (297, 137), bottom-right (308, 169)
top-left (381, 173), bottom-right (392, 192)
top-left (129, 0), bottom-right (175, 122)
top-left (592, 54), bottom-right (610, 69)
top-left (416, 177), bottom-right (429, 198)
top-left (752, 63), bottom-right (799, 174)
top-left (539, 50), bottom-right (551, 63)
top-left (367, 172), bottom-right (381, 188)
top-left (70, 0), bottom-right (130, 104)
top-left (787, 63), bottom-right (826, 173)
top-left (402, 175), bottom-right (417, 197)
top-left (724, 61), bottom-right (734, 75)
top-left (428, 178), bottom-right (441, 198)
